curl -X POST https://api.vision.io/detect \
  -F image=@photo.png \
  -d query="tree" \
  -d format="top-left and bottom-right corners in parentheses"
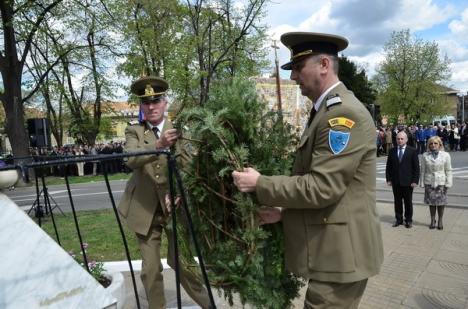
top-left (179, 78), bottom-right (302, 308)
top-left (117, 0), bottom-right (269, 108)
top-left (1, 0), bottom-right (63, 157)
top-left (185, 0), bottom-right (268, 105)
top-left (373, 29), bottom-right (451, 124)
top-left (338, 56), bottom-right (376, 109)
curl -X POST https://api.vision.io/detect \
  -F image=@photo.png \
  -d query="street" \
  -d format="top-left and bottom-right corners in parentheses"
top-left (4, 151), bottom-right (468, 213)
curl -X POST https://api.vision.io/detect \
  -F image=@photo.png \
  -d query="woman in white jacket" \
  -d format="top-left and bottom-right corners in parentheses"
top-left (420, 136), bottom-right (453, 230)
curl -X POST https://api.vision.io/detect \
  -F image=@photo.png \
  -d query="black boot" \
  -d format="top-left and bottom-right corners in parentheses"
top-left (437, 206), bottom-right (445, 230)
top-left (429, 206), bottom-right (436, 229)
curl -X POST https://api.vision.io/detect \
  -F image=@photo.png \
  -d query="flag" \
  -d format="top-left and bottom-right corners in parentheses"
top-left (138, 104), bottom-right (145, 122)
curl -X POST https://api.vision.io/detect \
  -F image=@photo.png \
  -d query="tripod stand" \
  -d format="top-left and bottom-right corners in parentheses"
top-left (27, 166), bottom-right (65, 227)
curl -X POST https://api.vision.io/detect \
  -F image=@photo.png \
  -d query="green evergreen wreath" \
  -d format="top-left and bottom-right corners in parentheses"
top-left (178, 78), bottom-right (303, 308)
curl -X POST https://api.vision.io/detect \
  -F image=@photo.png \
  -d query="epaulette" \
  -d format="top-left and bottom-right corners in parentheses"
top-left (127, 120), bottom-right (140, 126)
top-left (326, 94), bottom-right (342, 109)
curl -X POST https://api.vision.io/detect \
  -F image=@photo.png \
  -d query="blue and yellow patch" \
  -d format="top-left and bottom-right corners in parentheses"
top-left (329, 130), bottom-right (350, 154)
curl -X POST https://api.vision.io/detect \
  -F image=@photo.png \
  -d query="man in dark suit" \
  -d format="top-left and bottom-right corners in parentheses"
top-left (386, 131), bottom-right (420, 228)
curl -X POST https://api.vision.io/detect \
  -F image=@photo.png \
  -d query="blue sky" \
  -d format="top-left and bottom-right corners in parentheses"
top-left (263, 0), bottom-right (468, 94)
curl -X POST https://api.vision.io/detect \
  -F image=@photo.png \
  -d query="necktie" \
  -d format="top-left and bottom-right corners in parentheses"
top-left (152, 127), bottom-right (159, 139)
top-left (307, 107), bottom-right (317, 127)
top-left (398, 147), bottom-right (403, 161)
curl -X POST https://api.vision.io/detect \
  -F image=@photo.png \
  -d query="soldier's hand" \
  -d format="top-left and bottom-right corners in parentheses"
top-left (257, 207), bottom-right (282, 225)
top-left (387, 181), bottom-right (392, 186)
top-left (232, 167), bottom-right (260, 192)
top-left (165, 193), bottom-right (181, 214)
top-left (157, 129), bottom-right (179, 149)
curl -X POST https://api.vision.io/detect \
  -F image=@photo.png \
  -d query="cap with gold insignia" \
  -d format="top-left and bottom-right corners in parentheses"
top-left (280, 32), bottom-right (348, 70)
top-left (131, 76), bottom-right (169, 104)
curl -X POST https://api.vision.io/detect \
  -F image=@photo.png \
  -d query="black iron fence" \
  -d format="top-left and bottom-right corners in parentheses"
top-left (0, 151), bottom-right (216, 309)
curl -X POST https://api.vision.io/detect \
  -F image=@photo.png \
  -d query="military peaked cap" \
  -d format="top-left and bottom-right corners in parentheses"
top-left (131, 76), bottom-right (169, 103)
top-left (280, 32), bottom-right (348, 70)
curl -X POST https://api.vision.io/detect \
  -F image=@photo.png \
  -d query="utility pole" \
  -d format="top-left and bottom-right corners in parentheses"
top-left (458, 92), bottom-right (466, 123)
top-left (271, 40), bottom-right (282, 116)
top-left (463, 92), bottom-right (465, 123)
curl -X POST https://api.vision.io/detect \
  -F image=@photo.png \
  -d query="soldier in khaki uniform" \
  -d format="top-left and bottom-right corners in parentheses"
top-left (232, 32), bottom-right (384, 308)
top-left (118, 76), bottom-right (211, 309)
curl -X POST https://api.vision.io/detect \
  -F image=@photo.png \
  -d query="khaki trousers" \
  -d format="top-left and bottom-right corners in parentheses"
top-left (136, 213), bottom-right (210, 309)
top-left (304, 279), bottom-right (368, 309)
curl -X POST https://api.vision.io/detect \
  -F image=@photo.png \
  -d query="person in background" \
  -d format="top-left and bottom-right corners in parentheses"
top-left (460, 122), bottom-right (467, 151)
top-left (420, 136), bottom-right (453, 230)
top-left (386, 131), bottom-right (420, 228)
top-left (385, 127), bottom-right (393, 155)
top-left (416, 125), bottom-right (426, 154)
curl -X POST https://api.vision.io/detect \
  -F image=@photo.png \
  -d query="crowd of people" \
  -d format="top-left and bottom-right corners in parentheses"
top-left (376, 121), bottom-right (468, 156)
top-left (28, 141), bottom-right (128, 177)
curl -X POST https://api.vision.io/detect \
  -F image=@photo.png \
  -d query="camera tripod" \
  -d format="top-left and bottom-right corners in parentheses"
top-left (27, 167), bottom-right (65, 227)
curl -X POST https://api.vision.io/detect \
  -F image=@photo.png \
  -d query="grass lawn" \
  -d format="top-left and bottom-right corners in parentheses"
top-left (40, 208), bottom-right (168, 262)
top-left (44, 173), bottom-right (131, 186)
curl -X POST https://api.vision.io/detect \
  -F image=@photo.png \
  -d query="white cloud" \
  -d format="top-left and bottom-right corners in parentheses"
top-left (438, 39), bottom-right (468, 62)
top-left (450, 60), bottom-right (468, 92)
top-left (385, 0), bottom-right (455, 31)
top-left (449, 8), bottom-right (468, 41)
top-left (348, 52), bottom-right (386, 77)
top-left (297, 2), bottom-right (339, 32)
top-left (265, 0), bottom-right (468, 92)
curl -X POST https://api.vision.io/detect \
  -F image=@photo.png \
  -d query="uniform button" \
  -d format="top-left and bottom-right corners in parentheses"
top-left (156, 165), bottom-right (160, 169)
top-left (323, 218), bottom-right (327, 223)
top-left (155, 175), bottom-right (160, 179)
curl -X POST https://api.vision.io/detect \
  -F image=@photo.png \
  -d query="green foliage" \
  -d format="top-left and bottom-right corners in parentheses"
top-left (338, 56), bottom-right (376, 108)
top-left (117, 0), bottom-right (269, 107)
top-left (178, 78), bottom-right (303, 308)
top-left (373, 29), bottom-right (451, 124)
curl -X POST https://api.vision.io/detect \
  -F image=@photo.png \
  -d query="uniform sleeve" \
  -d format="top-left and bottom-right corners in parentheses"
top-left (256, 106), bottom-right (374, 209)
top-left (124, 126), bottom-right (159, 169)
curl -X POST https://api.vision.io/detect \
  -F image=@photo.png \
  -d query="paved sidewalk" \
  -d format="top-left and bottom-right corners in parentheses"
top-left (122, 203), bottom-right (468, 308)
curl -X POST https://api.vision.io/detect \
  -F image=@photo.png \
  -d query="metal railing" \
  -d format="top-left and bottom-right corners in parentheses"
top-left (0, 151), bottom-right (216, 309)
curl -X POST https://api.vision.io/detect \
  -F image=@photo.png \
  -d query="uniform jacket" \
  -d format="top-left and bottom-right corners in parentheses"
top-left (256, 82), bottom-right (384, 283)
top-left (420, 151), bottom-right (453, 188)
top-left (118, 120), bottom-right (189, 236)
top-left (385, 146), bottom-right (419, 186)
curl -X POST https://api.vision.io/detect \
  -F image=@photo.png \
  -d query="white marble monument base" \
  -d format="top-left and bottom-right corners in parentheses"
top-left (0, 193), bottom-right (116, 308)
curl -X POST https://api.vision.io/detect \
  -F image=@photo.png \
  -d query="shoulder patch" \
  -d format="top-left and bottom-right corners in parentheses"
top-left (328, 117), bottom-right (355, 129)
top-left (128, 120), bottom-right (140, 126)
top-left (326, 95), bottom-right (342, 108)
top-left (329, 130), bottom-right (350, 155)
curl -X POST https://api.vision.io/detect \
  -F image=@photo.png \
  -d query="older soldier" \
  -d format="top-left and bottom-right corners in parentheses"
top-left (118, 76), bottom-right (211, 309)
top-left (232, 32), bottom-right (383, 308)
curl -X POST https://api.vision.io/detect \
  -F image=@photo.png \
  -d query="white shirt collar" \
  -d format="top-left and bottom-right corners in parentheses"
top-left (147, 119), bottom-right (165, 133)
top-left (313, 81), bottom-right (342, 111)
